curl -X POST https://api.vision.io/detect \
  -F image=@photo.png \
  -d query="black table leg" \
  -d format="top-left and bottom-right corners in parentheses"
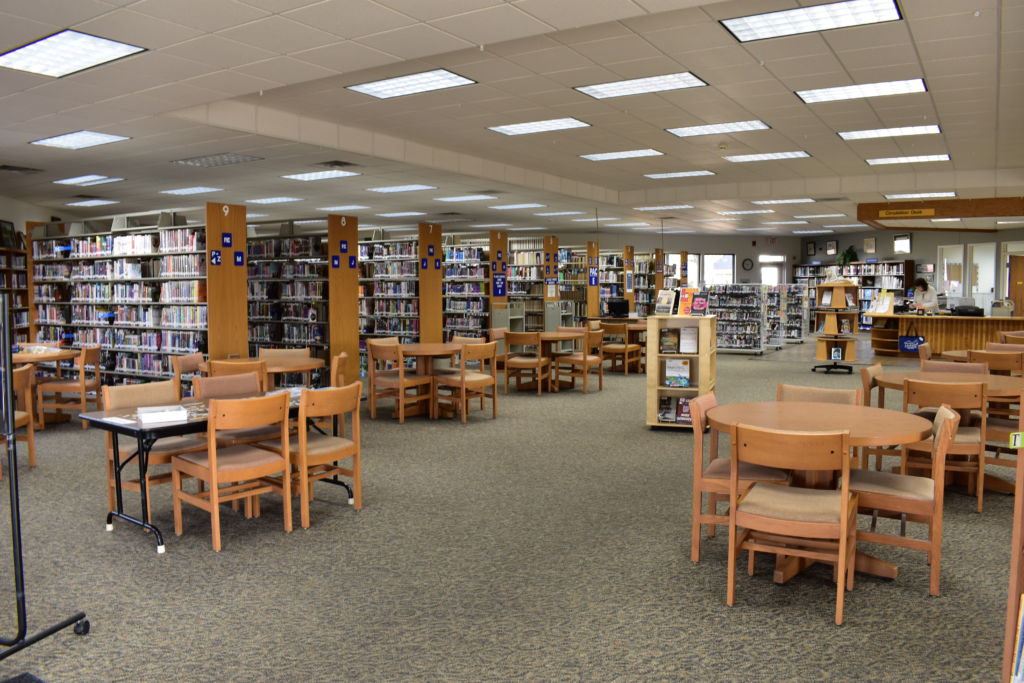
top-left (105, 432), bottom-right (165, 554)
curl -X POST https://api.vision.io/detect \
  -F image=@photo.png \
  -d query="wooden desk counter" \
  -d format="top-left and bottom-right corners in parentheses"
top-left (869, 313), bottom-right (1024, 355)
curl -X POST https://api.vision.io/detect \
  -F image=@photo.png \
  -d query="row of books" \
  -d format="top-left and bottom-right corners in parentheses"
top-left (369, 261), bottom-right (418, 278)
top-left (369, 299), bottom-right (418, 316)
top-left (444, 315), bottom-right (487, 330)
top-left (658, 396), bottom-right (692, 425)
top-left (444, 246), bottom-right (485, 262)
top-left (819, 290), bottom-right (857, 308)
top-left (658, 328), bottom-right (699, 354)
top-left (280, 281), bottom-right (324, 300)
top-left (511, 251), bottom-right (543, 266)
top-left (446, 282), bottom-right (485, 295)
top-left (114, 353), bottom-right (172, 377)
top-left (2, 273), bottom-right (26, 288)
top-left (249, 324), bottom-right (325, 345)
top-left (445, 299), bottom-right (485, 313)
top-left (361, 319), bottom-right (419, 335)
top-left (159, 227), bottom-right (204, 253)
top-left (160, 254), bottom-right (205, 277)
top-left (367, 281), bottom-right (417, 297)
top-left (360, 241), bottom-right (416, 260)
top-left (159, 281), bottom-right (206, 303)
top-left (248, 237), bottom-right (321, 259)
top-left (445, 264), bottom-right (486, 279)
top-left (247, 261), bottom-right (325, 279)
top-left (71, 283), bottom-right (158, 303)
top-left (509, 265), bottom-right (543, 280)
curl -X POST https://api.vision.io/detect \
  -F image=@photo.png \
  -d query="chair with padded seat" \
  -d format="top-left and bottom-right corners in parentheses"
top-left (688, 393), bottom-right (790, 563)
top-left (1, 365), bottom-right (37, 478)
top-left (553, 327), bottom-right (604, 394)
top-left (776, 383), bottom-right (862, 405)
top-left (367, 340), bottom-right (432, 423)
top-left (36, 345), bottom-right (101, 429)
top-left (920, 359), bottom-right (988, 374)
top-left (101, 380), bottom-right (206, 517)
top-left (918, 341), bottom-right (932, 363)
top-left (504, 331), bottom-right (551, 395)
top-left (194, 372), bottom-right (282, 448)
top-left (859, 364), bottom-right (900, 470)
top-left (488, 327), bottom-right (509, 391)
top-left (208, 359), bottom-right (269, 393)
top-left (988, 342), bottom-right (1024, 353)
top-left (258, 346), bottom-right (313, 387)
top-left (330, 351), bottom-right (348, 387)
top-left (434, 341), bottom-right (498, 423)
top-left (171, 392), bottom-right (293, 552)
top-left (600, 322), bottom-right (641, 375)
top-left (726, 424), bottom-right (857, 625)
top-left (851, 405), bottom-right (959, 596)
top-left (172, 352), bottom-right (204, 398)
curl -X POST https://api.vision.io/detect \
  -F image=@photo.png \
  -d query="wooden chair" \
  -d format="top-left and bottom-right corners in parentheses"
top-left (851, 405), bottom-right (959, 596)
top-left (101, 380), bottom-right (205, 517)
top-left (554, 328), bottom-right (605, 393)
top-left (434, 341), bottom-right (498, 423)
top-left (171, 393), bottom-right (292, 551)
top-left (279, 382), bottom-right (362, 529)
top-left (504, 331), bottom-right (552, 395)
top-left (688, 393), bottom-right (789, 563)
top-left (726, 424), bottom-right (857, 625)
top-left (258, 347), bottom-right (313, 387)
top-left (330, 352), bottom-right (348, 387)
top-left (984, 390), bottom-right (1023, 482)
top-left (208, 359), bottom-right (268, 393)
top-left (920, 359), bottom-right (988, 374)
top-left (1001, 332), bottom-right (1024, 344)
top-left (367, 340), bottom-right (432, 423)
top-left (776, 383), bottom-right (862, 405)
top-left (194, 372), bottom-right (282, 447)
top-left (600, 322), bottom-right (641, 375)
top-left (489, 327), bottom-right (509, 390)
top-left (36, 345), bottom-right (101, 429)
top-left (1, 365), bottom-right (37, 476)
top-left (918, 341), bottom-right (932, 363)
top-left (902, 379), bottom-right (987, 512)
top-left (988, 342), bottom-right (1024, 352)
top-left (860, 364), bottom-right (899, 470)
top-left (968, 350), bottom-right (1023, 375)
top-left (434, 335), bottom-right (485, 376)
top-left (172, 352), bottom-right (204, 398)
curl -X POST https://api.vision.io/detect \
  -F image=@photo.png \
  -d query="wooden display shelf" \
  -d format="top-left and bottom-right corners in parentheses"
top-left (645, 315), bottom-right (716, 430)
top-left (813, 282), bottom-right (858, 374)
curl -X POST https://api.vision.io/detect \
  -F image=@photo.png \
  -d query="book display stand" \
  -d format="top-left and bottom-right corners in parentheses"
top-left (645, 315), bottom-right (716, 429)
top-left (812, 281), bottom-right (858, 374)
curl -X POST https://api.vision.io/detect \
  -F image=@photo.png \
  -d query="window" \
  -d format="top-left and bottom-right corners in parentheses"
top-left (894, 233), bottom-right (911, 254)
top-left (703, 253), bottom-right (734, 285)
top-left (687, 253), bottom-right (700, 286)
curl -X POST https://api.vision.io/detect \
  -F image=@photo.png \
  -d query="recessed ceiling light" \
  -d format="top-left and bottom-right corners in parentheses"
top-left (666, 120), bottom-right (769, 137)
top-left (824, 223), bottom-right (868, 228)
top-left (535, 211), bottom-right (585, 216)
top-left (31, 130), bottom-right (129, 149)
top-left (367, 184), bottom-right (436, 193)
top-left (488, 118), bottom-right (589, 135)
top-left (376, 212), bottom-right (426, 217)
top-left (470, 223), bottom-right (512, 228)
top-left (634, 205), bottom-right (693, 211)
top-left (751, 198), bottom-right (814, 205)
top-left (347, 68), bottom-right (474, 99)
top-left (866, 154), bottom-right (950, 165)
top-left (53, 174), bottom-right (123, 186)
top-left (735, 227), bottom-right (774, 232)
top-left (293, 219), bottom-right (326, 225)
top-left (721, 0), bottom-right (900, 42)
top-left (572, 217), bottom-right (618, 222)
top-left (248, 213), bottom-right (268, 218)
top-left (884, 192), bottom-right (956, 199)
top-left (318, 205), bottom-right (369, 211)
top-left (724, 151), bottom-right (810, 162)
top-left (797, 78), bottom-right (926, 104)
top-left (160, 186), bottom-right (223, 196)
top-left (838, 124), bottom-right (941, 140)
top-left (695, 218), bottom-right (740, 222)
top-left (581, 149), bottom-right (663, 161)
top-left (0, 29), bottom-right (144, 77)
top-left (282, 170), bottom-right (360, 181)
top-left (793, 229), bottom-right (835, 234)
top-left (172, 152), bottom-right (264, 167)
top-left (608, 222), bottom-right (650, 227)
top-left (433, 195), bottom-right (495, 202)
top-left (246, 197), bottom-right (303, 204)
top-left (662, 230), bottom-right (695, 234)
top-left (763, 221), bottom-right (809, 225)
top-left (998, 220), bottom-right (1024, 225)
top-left (794, 213), bottom-right (846, 218)
top-left (490, 203), bottom-right (545, 210)
top-left (718, 210), bottom-right (774, 215)
top-left (644, 170), bottom-right (716, 179)
top-left (576, 72), bottom-right (707, 99)
top-left (931, 218), bottom-right (961, 223)
top-left (65, 199), bottom-right (118, 207)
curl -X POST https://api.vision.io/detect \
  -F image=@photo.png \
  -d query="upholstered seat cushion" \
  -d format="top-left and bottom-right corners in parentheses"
top-left (849, 469), bottom-right (933, 501)
top-left (987, 416), bottom-right (1019, 434)
top-left (374, 372), bottom-right (431, 386)
top-left (436, 371), bottom-right (495, 386)
top-left (215, 425), bottom-right (282, 446)
top-left (13, 410), bottom-right (28, 427)
top-left (176, 444), bottom-right (282, 472)
top-left (602, 343), bottom-right (639, 353)
top-left (115, 435), bottom-right (205, 457)
top-left (507, 356), bottom-right (547, 368)
top-left (703, 457), bottom-right (789, 482)
top-left (38, 378), bottom-right (100, 392)
top-left (559, 353), bottom-right (601, 364)
top-left (738, 483), bottom-right (841, 524)
top-left (289, 433), bottom-right (355, 457)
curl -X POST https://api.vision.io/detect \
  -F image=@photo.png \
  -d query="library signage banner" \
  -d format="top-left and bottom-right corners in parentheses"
top-left (493, 273), bottom-right (506, 297)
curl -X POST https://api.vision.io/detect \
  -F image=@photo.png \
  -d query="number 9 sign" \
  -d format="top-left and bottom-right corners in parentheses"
top-left (222, 205), bottom-right (229, 216)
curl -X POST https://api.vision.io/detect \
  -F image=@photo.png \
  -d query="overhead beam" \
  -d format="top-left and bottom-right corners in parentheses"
top-left (857, 196), bottom-right (1024, 232)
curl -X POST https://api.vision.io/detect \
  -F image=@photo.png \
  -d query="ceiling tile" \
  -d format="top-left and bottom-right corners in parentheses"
top-left (182, 69), bottom-right (282, 98)
top-left (220, 15), bottom-right (339, 54)
top-left (237, 0), bottom-right (317, 12)
top-left (430, 5), bottom-right (553, 45)
top-left (507, 47), bottom-right (594, 74)
top-left (235, 56), bottom-right (340, 84)
top-left (74, 9), bottom-right (204, 50)
top-left (514, 0), bottom-right (646, 30)
top-left (130, 0), bottom-right (270, 32)
top-left (571, 35), bottom-right (664, 65)
top-left (284, 0), bottom-right (416, 39)
top-left (2, 0), bottom-right (113, 27)
top-left (291, 40), bottom-right (399, 74)
top-left (161, 34), bottom-right (279, 70)
top-left (356, 23), bottom-right (474, 59)
top-left (374, 0), bottom-right (504, 22)
top-left (550, 22), bottom-right (634, 45)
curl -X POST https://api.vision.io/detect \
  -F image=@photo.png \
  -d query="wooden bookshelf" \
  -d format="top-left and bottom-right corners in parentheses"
top-left (442, 241), bottom-right (488, 341)
top-left (0, 243), bottom-right (29, 344)
top-left (328, 214), bottom-right (360, 386)
top-left (645, 315), bottom-right (716, 429)
top-left (509, 237), bottom-right (544, 331)
top-left (812, 281), bottom-right (859, 374)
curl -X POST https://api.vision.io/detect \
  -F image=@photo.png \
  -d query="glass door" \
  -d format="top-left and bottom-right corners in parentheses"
top-left (938, 244), bottom-right (964, 302)
top-left (967, 242), bottom-right (996, 314)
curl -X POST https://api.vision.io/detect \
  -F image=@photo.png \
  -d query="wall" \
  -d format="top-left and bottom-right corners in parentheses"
top-left (0, 194), bottom-right (65, 233)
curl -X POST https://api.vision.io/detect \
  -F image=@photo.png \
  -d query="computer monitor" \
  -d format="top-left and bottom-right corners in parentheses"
top-left (607, 297), bottom-right (629, 318)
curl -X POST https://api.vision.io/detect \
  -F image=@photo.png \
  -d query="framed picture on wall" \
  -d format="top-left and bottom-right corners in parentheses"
top-left (894, 233), bottom-right (911, 254)
top-left (806, 241), bottom-right (816, 256)
top-left (825, 240), bottom-right (838, 256)
top-left (0, 220), bottom-right (14, 248)
top-left (864, 237), bottom-right (876, 254)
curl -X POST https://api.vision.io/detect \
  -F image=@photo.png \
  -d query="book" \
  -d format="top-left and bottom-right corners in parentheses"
top-left (677, 290), bottom-right (694, 315)
top-left (136, 405), bottom-right (188, 424)
top-left (659, 328), bottom-right (680, 353)
top-left (840, 319), bottom-right (852, 334)
top-left (676, 397), bottom-right (692, 425)
top-left (830, 346), bottom-right (844, 361)
top-left (820, 289), bottom-right (833, 307)
top-left (679, 328), bottom-right (698, 354)
top-left (654, 289), bottom-right (677, 315)
top-left (658, 396), bottom-right (678, 423)
top-left (845, 292), bottom-right (856, 308)
top-left (664, 359), bottom-right (691, 387)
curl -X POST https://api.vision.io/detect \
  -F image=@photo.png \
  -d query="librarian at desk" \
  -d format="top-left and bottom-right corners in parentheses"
top-left (910, 278), bottom-right (939, 313)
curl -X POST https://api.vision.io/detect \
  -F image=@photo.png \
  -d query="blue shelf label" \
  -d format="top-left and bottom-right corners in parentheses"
top-left (435, 258), bottom-right (441, 270)
top-left (492, 273), bottom-right (506, 297)
top-left (234, 251), bottom-right (244, 266)
top-left (349, 255), bottom-right (356, 268)
top-left (492, 261), bottom-right (497, 271)
top-left (588, 266), bottom-right (598, 286)
top-left (331, 255), bottom-right (340, 268)
top-left (210, 249), bottom-right (222, 266)
top-left (545, 264), bottom-right (551, 274)
top-left (340, 240), bottom-right (348, 253)
top-left (428, 244), bottom-right (434, 256)
top-left (865, 257), bottom-right (879, 263)
top-left (545, 253), bottom-right (550, 262)
top-left (421, 258), bottom-right (428, 270)
top-left (501, 262), bottom-right (507, 272)
top-left (497, 250), bottom-right (502, 260)
top-left (221, 232), bottom-right (232, 248)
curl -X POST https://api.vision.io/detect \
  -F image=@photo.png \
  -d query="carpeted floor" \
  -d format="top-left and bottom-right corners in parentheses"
top-left (0, 343), bottom-right (1010, 681)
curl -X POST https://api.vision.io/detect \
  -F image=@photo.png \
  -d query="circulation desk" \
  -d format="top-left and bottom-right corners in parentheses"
top-left (869, 313), bottom-right (1024, 355)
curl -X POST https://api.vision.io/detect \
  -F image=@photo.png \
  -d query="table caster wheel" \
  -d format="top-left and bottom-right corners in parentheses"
top-left (74, 619), bottom-right (90, 636)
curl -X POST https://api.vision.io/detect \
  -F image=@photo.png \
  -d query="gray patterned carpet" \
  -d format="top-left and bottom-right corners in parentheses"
top-left (0, 345), bottom-right (1010, 681)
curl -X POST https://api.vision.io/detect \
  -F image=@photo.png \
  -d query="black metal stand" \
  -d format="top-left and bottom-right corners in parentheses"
top-left (0, 295), bottom-right (88, 661)
top-left (811, 362), bottom-right (854, 374)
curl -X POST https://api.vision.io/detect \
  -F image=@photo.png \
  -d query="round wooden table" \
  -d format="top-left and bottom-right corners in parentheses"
top-left (13, 347), bottom-right (78, 365)
top-left (198, 356), bottom-right (324, 375)
top-left (538, 330), bottom-right (583, 358)
top-left (875, 370), bottom-right (1024, 399)
top-left (939, 349), bottom-right (969, 361)
top-left (391, 343), bottom-right (462, 418)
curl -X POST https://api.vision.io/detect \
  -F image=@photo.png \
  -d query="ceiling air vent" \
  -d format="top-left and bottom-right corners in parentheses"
top-left (811, 196), bottom-right (849, 202)
top-left (0, 164), bottom-right (43, 174)
top-left (172, 153), bottom-right (264, 168)
top-left (316, 160), bottom-right (359, 168)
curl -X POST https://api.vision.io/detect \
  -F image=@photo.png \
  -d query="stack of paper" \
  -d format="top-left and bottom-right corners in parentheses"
top-left (136, 405), bottom-right (188, 424)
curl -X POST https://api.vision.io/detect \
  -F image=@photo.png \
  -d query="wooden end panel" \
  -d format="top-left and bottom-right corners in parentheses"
top-left (653, 248), bottom-right (664, 291)
top-left (418, 223), bottom-right (443, 343)
top-left (205, 202), bottom-right (248, 359)
top-left (623, 245), bottom-right (635, 313)
top-left (24, 221), bottom-right (46, 342)
top-left (328, 214), bottom-right (360, 385)
top-left (679, 251), bottom-right (688, 287)
top-left (586, 241), bottom-right (600, 318)
top-left (489, 230), bottom-right (509, 327)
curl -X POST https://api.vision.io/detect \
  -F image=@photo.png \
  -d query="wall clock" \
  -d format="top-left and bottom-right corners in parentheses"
top-left (741, 258), bottom-right (753, 271)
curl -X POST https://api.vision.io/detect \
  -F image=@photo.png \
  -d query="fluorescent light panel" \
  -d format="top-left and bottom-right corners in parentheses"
top-left (735, 228), bottom-right (773, 232)
top-left (488, 117), bottom-right (589, 135)
top-left (866, 154), bottom-right (950, 165)
top-left (367, 185), bottom-right (436, 193)
top-left (581, 149), bottom-right (663, 161)
top-left (172, 152), bottom-right (263, 167)
top-left (66, 199), bottom-right (118, 207)
top-left (763, 221), bottom-right (809, 225)
top-left (793, 229), bottom-right (834, 234)
top-left (751, 198), bottom-right (814, 205)
top-left (795, 213), bottom-right (846, 218)
top-left (884, 192), bottom-right (956, 199)
top-left (838, 124), bottom-right (940, 140)
top-left (607, 222), bottom-right (650, 227)
top-left (931, 218), bottom-right (961, 223)
top-left (0, 29), bottom-right (144, 77)
top-left (347, 69), bottom-right (474, 99)
top-left (695, 218), bottom-right (740, 222)
top-left (490, 203), bottom-right (545, 210)
top-left (797, 78), bottom-right (926, 104)
top-left (575, 72), bottom-right (706, 99)
top-left (535, 211), bottom-right (585, 216)
top-left (246, 197), bottom-right (303, 204)
top-left (31, 130), bottom-right (129, 149)
top-left (645, 170), bottom-right (715, 179)
top-left (318, 205), bottom-right (369, 211)
top-left (433, 195), bottom-right (495, 202)
top-left (572, 217), bottom-right (618, 222)
top-left (376, 212), bottom-right (425, 217)
top-left (282, 170), bottom-right (359, 181)
top-left (824, 223), bottom-right (867, 228)
top-left (998, 221), bottom-right (1024, 225)
top-left (666, 120), bottom-right (768, 137)
top-left (53, 174), bottom-right (122, 186)
top-left (470, 223), bottom-right (512, 228)
top-left (507, 227), bottom-right (546, 231)
top-left (634, 205), bottom-right (693, 211)
top-left (718, 210), bottom-right (773, 215)
top-left (724, 151), bottom-right (810, 162)
top-left (721, 0), bottom-right (900, 42)
top-left (160, 186), bottom-right (222, 196)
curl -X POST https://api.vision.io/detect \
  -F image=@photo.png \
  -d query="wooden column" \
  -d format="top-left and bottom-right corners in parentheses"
top-left (418, 222), bottom-right (443, 343)
top-left (327, 214), bottom-right (359, 385)
top-left (489, 230), bottom-right (509, 326)
top-left (679, 251), bottom-right (689, 286)
top-left (206, 202), bottom-right (248, 359)
top-left (543, 235), bottom-right (559, 303)
top-left (623, 245), bottom-right (635, 313)
top-left (653, 248), bottom-right (665, 291)
top-left (586, 241), bottom-right (600, 318)
top-left (24, 220), bottom-right (47, 342)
